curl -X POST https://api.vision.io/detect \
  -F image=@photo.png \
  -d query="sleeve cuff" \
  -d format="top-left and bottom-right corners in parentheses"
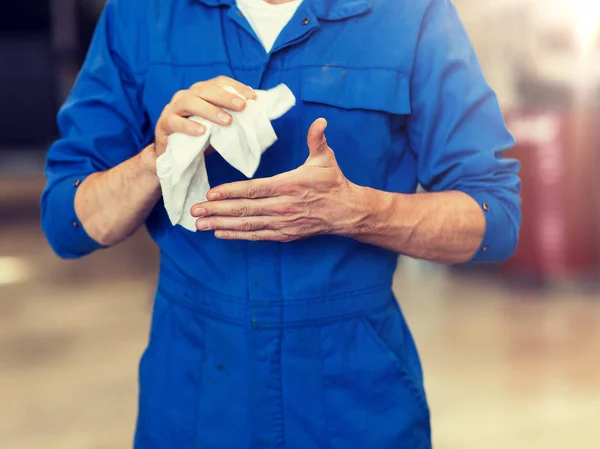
top-left (464, 191), bottom-right (515, 263)
top-left (43, 175), bottom-right (106, 259)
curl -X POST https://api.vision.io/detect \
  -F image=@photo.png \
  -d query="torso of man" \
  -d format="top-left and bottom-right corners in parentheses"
top-left (117, 3), bottom-right (430, 442)
top-left (135, 0), bottom-right (415, 304)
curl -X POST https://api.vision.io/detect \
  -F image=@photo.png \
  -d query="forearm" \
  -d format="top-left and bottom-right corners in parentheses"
top-left (340, 186), bottom-right (485, 265)
top-left (75, 144), bottom-right (161, 246)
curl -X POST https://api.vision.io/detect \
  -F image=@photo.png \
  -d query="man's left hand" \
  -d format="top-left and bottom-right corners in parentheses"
top-left (191, 118), bottom-right (366, 242)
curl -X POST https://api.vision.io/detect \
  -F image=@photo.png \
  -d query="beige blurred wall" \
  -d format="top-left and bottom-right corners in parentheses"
top-left (454, 0), bottom-right (523, 110)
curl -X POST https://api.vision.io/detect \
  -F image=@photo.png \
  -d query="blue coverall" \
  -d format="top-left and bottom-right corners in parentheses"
top-left (41, 0), bottom-right (521, 447)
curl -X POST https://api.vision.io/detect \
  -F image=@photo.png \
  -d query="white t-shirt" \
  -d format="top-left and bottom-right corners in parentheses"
top-left (236, 0), bottom-right (303, 53)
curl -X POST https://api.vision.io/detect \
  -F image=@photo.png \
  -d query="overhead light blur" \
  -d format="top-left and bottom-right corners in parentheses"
top-left (573, 0), bottom-right (600, 52)
top-left (544, 0), bottom-right (600, 51)
top-left (0, 256), bottom-right (31, 286)
top-left (539, 0), bottom-right (600, 103)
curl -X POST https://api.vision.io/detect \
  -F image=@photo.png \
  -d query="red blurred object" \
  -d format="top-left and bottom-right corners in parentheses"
top-left (503, 110), bottom-right (600, 280)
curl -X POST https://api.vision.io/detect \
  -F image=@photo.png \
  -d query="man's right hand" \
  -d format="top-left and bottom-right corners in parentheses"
top-left (154, 76), bottom-right (256, 156)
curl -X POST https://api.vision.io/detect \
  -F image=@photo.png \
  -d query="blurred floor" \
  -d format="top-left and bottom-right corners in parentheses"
top-left (1, 177), bottom-right (599, 449)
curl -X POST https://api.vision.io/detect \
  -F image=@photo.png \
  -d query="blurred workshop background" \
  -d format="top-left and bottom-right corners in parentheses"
top-left (1, 0), bottom-right (600, 448)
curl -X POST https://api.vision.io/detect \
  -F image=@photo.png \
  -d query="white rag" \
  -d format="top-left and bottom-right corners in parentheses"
top-left (156, 84), bottom-right (296, 231)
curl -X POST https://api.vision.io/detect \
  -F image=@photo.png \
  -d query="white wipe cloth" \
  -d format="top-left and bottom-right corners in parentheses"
top-left (156, 84), bottom-right (296, 231)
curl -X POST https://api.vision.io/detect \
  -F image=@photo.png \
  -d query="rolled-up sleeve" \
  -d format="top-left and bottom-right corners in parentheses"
top-left (41, 0), bottom-right (150, 259)
top-left (407, 0), bottom-right (521, 263)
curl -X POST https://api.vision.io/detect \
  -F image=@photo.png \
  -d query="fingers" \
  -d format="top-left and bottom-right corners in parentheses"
top-left (206, 176), bottom-right (287, 200)
top-left (158, 115), bottom-right (206, 141)
top-left (307, 118), bottom-right (328, 156)
top-left (154, 76), bottom-right (255, 155)
top-left (171, 89), bottom-right (234, 125)
top-left (195, 216), bottom-right (271, 232)
top-left (211, 76), bottom-right (257, 100)
top-left (188, 83), bottom-right (246, 113)
top-left (191, 197), bottom-right (298, 218)
top-left (213, 230), bottom-right (283, 242)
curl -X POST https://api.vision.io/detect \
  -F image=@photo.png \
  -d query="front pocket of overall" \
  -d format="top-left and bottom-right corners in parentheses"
top-left (319, 310), bottom-right (431, 449)
top-left (135, 293), bottom-right (205, 449)
top-left (360, 315), bottom-right (429, 416)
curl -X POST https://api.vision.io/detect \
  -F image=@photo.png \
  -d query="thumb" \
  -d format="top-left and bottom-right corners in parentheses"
top-left (307, 118), bottom-right (329, 158)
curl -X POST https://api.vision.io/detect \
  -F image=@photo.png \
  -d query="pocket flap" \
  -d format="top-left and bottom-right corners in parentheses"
top-left (301, 66), bottom-right (411, 115)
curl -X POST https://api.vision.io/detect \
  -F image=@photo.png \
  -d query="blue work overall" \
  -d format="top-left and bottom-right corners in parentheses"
top-left (41, 0), bottom-right (521, 447)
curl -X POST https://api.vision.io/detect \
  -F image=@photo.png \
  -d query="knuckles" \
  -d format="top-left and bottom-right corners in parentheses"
top-left (166, 114), bottom-right (179, 129)
top-left (240, 220), bottom-right (254, 232)
top-left (171, 89), bottom-right (188, 103)
top-left (246, 185), bottom-right (262, 199)
top-left (232, 203), bottom-right (250, 217)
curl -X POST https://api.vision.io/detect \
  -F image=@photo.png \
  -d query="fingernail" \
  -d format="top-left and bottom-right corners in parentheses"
top-left (232, 98), bottom-right (245, 109)
top-left (194, 125), bottom-right (205, 135)
top-left (197, 221), bottom-right (211, 230)
top-left (218, 112), bottom-right (231, 125)
top-left (193, 208), bottom-right (206, 217)
top-left (207, 192), bottom-right (221, 200)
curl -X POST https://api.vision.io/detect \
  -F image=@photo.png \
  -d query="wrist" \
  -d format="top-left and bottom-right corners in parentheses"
top-left (137, 144), bottom-right (162, 193)
top-left (334, 184), bottom-right (396, 238)
top-left (139, 144), bottom-right (159, 175)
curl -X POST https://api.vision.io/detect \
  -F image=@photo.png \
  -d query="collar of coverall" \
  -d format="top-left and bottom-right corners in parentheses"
top-left (193, 0), bottom-right (372, 21)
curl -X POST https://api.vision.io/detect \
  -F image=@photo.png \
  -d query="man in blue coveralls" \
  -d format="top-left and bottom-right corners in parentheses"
top-left (41, 0), bottom-right (521, 447)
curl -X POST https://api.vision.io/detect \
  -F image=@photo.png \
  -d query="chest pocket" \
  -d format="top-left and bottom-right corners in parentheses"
top-left (300, 66), bottom-right (411, 189)
top-left (301, 66), bottom-right (411, 114)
